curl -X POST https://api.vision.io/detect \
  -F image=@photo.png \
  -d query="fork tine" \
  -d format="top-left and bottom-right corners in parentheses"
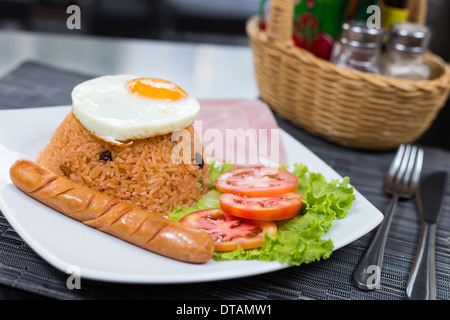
top-left (384, 144), bottom-right (406, 187)
top-left (394, 145), bottom-right (424, 196)
top-left (399, 146), bottom-right (420, 195)
top-left (393, 144), bottom-right (412, 186)
top-left (400, 145), bottom-right (418, 187)
top-left (410, 147), bottom-right (424, 188)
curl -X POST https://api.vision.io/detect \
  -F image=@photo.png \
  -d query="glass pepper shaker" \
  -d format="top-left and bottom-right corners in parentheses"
top-left (381, 22), bottom-right (431, 81)
top-left (330, 21), bottom-right (384, 73)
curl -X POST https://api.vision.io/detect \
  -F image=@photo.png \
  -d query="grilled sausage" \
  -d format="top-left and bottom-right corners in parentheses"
top-left (9, 159), bottom-right (215, 264)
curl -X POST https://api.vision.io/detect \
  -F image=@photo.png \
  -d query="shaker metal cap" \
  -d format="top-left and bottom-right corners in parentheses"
top-left (388, 22), bottom-right (431, 53)
top-left (340, 21), bottom-right (384, 49)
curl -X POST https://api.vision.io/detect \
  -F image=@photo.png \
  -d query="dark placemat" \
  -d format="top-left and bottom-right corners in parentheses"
top-left (0, 61), bottom-right (449, 300)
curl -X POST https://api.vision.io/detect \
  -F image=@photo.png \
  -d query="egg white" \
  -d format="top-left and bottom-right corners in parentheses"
top-left (71, 75), bottom-right (200, 144)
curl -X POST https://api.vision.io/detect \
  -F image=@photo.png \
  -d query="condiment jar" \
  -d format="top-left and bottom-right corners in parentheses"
top-left (331, 21), bottom-right (385, 73)
top-left (381, 22), bottom-right (431, 80)
top-left (381, 0), bottom-right (410, 32)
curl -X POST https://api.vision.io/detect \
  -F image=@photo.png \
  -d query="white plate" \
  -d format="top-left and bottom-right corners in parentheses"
top-left (0, 106), bottom-right (383, 284)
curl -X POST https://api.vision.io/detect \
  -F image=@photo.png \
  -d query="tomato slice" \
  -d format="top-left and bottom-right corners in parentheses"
top-left (215, 167), bottom-right (299, 196)
top-left (219, 192), bottom-right (303, 221)
top-left (178, 209), bottom-right (277, 252)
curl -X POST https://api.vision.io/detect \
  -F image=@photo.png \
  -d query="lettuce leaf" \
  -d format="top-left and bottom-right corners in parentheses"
top-left (169, 189), bottom-right (222, 222)
top-left (169, 161), bottom-right (356, 266)
top-left (207, 159), bottom-right (234, 189)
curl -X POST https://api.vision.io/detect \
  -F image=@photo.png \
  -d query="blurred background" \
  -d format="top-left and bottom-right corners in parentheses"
top-left (1, 0), bottom-right (447, 50)
top-left (0, 0), bottom-right (449, 149)
top-left (0, 0), bottom-right (260, 45)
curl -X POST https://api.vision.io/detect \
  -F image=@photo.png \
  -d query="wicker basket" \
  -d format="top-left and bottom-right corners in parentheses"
top-left (246, 0), bottom-right (450, 150)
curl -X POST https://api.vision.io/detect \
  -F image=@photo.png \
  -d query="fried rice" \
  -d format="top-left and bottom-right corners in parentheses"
top-left (37, 110), bottom-right (209, 216)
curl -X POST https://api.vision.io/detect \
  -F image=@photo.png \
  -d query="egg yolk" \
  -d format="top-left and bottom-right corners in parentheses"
top-left (126, 78), bottom-right (188, 101)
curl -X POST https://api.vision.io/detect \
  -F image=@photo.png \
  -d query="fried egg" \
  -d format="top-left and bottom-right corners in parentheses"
top-left (71, 75), bottom-right (200, 145)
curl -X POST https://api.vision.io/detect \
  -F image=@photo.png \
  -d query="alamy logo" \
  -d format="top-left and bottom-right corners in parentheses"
top-left (366, 265), bottom-right (381, 289)
top-left (66, 265), bottom-right (81, 289)
top-left (366, 5), bottom-right (381, 29)
top-left (66, 5), bottom-right (81, 30)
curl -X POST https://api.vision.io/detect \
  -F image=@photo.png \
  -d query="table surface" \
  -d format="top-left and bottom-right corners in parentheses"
top-left (0, 30), bottom-right (449, 301)
top-left (0, 30), bottom-right (259, 100)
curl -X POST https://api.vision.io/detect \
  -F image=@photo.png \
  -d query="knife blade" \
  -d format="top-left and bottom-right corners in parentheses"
top-left (406, 171), bottom-right (447, 300)
top-left (416, 171), bottom-right (447, 223)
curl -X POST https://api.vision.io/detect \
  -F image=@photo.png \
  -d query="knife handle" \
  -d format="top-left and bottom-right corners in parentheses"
top-left (406, 221), bottom-right (437, 300)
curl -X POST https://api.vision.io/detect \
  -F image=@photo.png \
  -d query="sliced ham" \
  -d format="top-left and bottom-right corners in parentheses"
top-left (194, 99), bottom-right (287, 166)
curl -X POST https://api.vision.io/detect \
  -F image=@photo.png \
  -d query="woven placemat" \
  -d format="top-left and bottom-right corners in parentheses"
top-left (0, 61), bottom-right (449, 300)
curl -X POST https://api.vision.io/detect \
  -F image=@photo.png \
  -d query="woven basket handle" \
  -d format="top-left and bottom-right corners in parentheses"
top-left (409, 0), bottom-right (428, 25)
top-left (266, 0), bottom-right (428, 43)
top-left (266, 0), bottom-right (294, 44)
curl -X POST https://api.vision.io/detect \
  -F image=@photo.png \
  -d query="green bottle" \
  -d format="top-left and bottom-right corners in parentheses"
top-left (292, 0), bottom-right (350, 60)
top-left (259, 0), bottom-right (350, 60)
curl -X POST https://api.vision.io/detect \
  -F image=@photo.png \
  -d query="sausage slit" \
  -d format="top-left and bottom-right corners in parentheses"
top-left (99, 200), bottom-right (119, 217)
top-left (144, 224), bottom-right (168, 245)
top-left (110, 208), bottom-right (133, 226)
top-left (129, 216), bottom-right (149, 237)
top-left (84, 193), bottom-right (96, 211)
top-left (69, 194), bottom-right (96, 221)
top-left (54, 187), bottom-right (75, 197)
top-left (30, 177), bottom-right (57, 193)
top-left (83, 193), bottom-right (95, 211)
top-left (82, 200), bottom-right (118, 223)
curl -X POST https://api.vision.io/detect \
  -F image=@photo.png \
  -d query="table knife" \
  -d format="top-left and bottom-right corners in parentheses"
top-left (406, 171), bottom-right (447, 300)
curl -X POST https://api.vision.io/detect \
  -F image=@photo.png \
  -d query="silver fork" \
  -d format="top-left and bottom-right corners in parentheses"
top-left (352, 144), bottom-right (424, 290)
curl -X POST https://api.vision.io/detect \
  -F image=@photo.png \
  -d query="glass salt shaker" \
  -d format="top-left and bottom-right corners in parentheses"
top-left (381, 22), bottom-right (431, 81)
top-left (330, 21), bottom-right (384, 73)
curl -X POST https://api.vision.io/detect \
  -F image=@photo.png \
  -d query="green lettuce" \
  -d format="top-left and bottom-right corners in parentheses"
top-left (207, 159), bottom-right (234, 189)
top-left (168, 162), bottom-right (356, 266)
top-left (170, 189), bottom-right (222, 222)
